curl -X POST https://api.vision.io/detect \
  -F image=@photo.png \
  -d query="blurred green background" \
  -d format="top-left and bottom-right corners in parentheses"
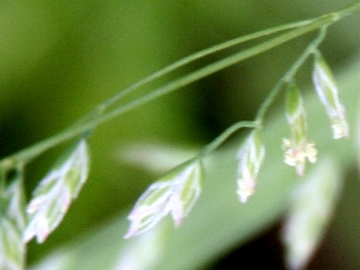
top-left (1, 1), bottom-right (360, 269)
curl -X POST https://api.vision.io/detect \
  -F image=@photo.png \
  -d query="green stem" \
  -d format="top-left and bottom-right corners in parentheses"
top-left (67, 19), bottom-right (316, 130)
top-left (336, 1), bottom-right (360, 19)
top-left (94, 19), bottom-right (314, 113)
top-left (196, 28), bottom-right (328, 157)
top-left (196, 27), bottom-right (329, 157)
top-left (95, 0), bottom-right (360, 113)
top-left (101, 14), bottom-right (335, 125)
top-left (255, 26), bottom-right (328, 122)
top-left (1, 2), bottom-right (359, 170)
top-left (199, 121), bottom-right (258, 157)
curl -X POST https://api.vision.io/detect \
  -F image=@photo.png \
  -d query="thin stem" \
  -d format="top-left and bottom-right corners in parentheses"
top-left (91, 0), bottom-right (360, 114)
top-left (94, 19), bottom-right (315, 114)
top-left (255, 26), bottom-right (328, 122)
top-left (68, 20), bottom-right (316, 132)
top-left (199, 121), bottom-right (258, 157)
top-left (196, 27), bottom-right (328, 158)
top-left (50, 19), bottom-right (319, 139)
top-left (336, 1), bottom-right (360, 19)
top-left (103, 14), bottom-right (335, 123)
top-left (0, 4), bottom-right (356, 169)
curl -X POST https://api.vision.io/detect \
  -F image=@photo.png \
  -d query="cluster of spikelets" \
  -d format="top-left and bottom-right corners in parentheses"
top-left (124, 50), bottom-right (349, 239)
top-left (0, 51), bottom-right (348, 269)
top-left (0, 139), bottom-right (90, 269)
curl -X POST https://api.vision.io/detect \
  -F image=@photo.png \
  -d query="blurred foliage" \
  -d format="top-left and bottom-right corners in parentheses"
top-left (1, 0), bottom-right (360, 268)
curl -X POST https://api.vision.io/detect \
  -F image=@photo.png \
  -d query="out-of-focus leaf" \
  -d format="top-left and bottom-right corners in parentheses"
top-left (31, 220), bottom-right (166, 270)
top-left (282, 157), bottom-right (342, 270)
